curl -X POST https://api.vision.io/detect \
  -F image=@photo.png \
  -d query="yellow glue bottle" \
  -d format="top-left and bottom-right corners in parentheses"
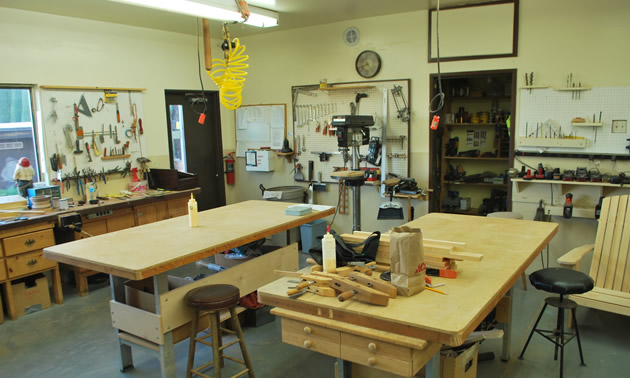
top-left (322, 225), bottom-right (336, 273)
top-left (188, 194), bottom-right (199, 228)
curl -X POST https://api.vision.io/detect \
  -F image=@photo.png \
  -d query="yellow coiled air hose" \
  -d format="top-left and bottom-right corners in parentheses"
top-left (208, 37), bottom-right (249, 110)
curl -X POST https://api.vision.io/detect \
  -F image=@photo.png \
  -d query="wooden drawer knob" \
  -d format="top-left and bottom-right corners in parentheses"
top-left (303, 339), bottom-right (313, 348)
top-left (368, 357), bottom-right (376, 366)
top-left (303, 326), bottom-right (312, 335)
top-left (368, 342), bottom-right (377, 352)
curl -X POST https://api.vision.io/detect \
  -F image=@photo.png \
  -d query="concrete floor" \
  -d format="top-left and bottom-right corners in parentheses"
top-left (1, 255), bottom-right (630, 378)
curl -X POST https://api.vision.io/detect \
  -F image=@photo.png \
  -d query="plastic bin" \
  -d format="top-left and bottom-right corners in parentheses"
top-left (300, 219), bottom-right (327, 254)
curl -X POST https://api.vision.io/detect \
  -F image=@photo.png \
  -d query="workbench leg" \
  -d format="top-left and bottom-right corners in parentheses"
top-left (110, 275), bottom-right (134, 371)
top-left (408, 197), bottom-right (413, 221)
top-left (74, 268), bottom-right (89, 297)
top-left (51, 266), bottom-right (64, 304)
top-left (425, 351), bottom-right (441, 378)
top-left (154, 273), bottom-right (176, 378)
top-left (336, 359), bottom-right (352, 378)
top-left (2, 280), bottom-right (17, 320)
top-left (501, 288), bottom-right (513, 362)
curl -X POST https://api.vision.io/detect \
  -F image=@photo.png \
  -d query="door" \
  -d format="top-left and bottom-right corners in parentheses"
top-left (165, 90), bottom-right (225, 211)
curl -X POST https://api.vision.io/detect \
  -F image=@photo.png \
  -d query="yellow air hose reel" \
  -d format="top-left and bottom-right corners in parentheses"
top-left (202, 19), bottom-right (249, 110)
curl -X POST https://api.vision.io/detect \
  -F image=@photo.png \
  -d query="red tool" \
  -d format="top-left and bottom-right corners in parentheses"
top-left (563, 193), bottom-right (573, 219)
top-left (73, 104), bottom-right (84, 139)
top-left (116, 103), bottom-right (121, 123)
top-left (430, 115), bottom-right (440, 130)
top-left (138, 118), bottom-right (143, 135)
top-left (131, 167), bottom-right (140, 182)
top-left (523, 169), bottom-right (534, 180)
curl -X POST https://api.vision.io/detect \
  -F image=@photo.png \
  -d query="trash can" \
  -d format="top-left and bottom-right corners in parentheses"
top-left (300, 219), bottom-right (327, 254)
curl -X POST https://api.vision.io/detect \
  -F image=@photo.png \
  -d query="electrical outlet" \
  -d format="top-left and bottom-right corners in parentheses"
top-left (612, 120), bottom-right (627, 133)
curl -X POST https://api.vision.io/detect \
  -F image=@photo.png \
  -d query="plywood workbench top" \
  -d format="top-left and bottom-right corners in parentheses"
top-left (44, 200), bottom-right (334, 281)
top-left (259, 212), bottom-right (558, 346)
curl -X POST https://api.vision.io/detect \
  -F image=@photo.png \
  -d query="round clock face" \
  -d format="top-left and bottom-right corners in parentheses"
top-left (355, 50), bottom-right (381, 78)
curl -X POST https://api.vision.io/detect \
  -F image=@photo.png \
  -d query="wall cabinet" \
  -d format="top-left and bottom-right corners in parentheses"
top-left (430, 71), bottom-right (515, 214)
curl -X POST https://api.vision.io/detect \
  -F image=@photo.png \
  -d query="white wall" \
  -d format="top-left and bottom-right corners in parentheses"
top-left (2, 0), bottom-right (630, 264)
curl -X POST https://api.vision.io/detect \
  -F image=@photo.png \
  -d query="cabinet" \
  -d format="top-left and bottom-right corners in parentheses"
top-left (135, 202), bottom-right (168, 225)
top-left (0, 222), bottom-right (63, 320)
top-left (430, 70), bottom-right (515, 214)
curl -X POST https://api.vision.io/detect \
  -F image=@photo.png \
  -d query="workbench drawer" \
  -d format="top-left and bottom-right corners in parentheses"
top-left (5, 250), bottom-right (57, 279)
top-left (340, 333), bottom-right (414, 376)
top-left (281, 317), bottom-right (341, 358)
top-left (0, 258), bottom-right (6, 281)
top-left (3, 229), bottom-right (55, 257)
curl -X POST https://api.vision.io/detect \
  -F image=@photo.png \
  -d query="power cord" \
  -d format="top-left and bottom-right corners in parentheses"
top-left (195, 18), bottom-right (208, 119)
top-left (329, 181), bottom-right (343, 227)
top-left (429, 0), bottom-right (444, 114)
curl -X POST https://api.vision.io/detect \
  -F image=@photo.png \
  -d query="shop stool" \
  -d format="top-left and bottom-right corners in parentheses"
top-left (518, 267), bottom-right (594, 378)
top-left (185, 284), bottom-right (255, 378)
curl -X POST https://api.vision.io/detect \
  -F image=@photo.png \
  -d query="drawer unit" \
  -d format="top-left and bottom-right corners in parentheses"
top-left (340, 333), bottom-right (414, 377)
top-left (167, 197), bottom-right (189, 218)
top-left (0, 258), bottom-right (6, 281)
top-left (281, 317), bottom-right (341, 358)
top-left (2, 229), bottom-right (55, 257)
top-left (5, 250), bottom-right (57, 279)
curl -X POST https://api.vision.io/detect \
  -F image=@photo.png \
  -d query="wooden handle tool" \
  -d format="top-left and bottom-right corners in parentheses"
top-left (338, 290), bottom-right (357, 302)
top-left (347, 271), bottom-right (397, 298)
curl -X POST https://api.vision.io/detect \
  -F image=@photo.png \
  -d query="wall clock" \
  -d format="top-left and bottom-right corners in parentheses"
top-left (355, 50), bottom-right (381, 78)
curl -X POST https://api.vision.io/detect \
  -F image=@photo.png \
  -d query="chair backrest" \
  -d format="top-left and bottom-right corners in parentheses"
top-left (590, 194), bottom-right (630, 292)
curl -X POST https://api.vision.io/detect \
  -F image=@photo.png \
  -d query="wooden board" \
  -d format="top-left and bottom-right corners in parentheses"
top-left (44, 200), bottom-right (334, 280)
top-left (260, 213), bottom-right (557, 346)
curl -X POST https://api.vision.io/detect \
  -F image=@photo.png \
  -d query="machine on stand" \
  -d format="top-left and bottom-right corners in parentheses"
top-left (330, 115), bottom-right (374, 231)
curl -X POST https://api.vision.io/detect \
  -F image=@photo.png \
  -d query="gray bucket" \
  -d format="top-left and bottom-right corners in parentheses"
top-left (259, 184), bottom-right (305, 203)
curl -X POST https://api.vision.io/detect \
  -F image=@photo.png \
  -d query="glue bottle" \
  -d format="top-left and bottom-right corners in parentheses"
top-left (322, 225), bottom-right (336, 273)
top-left (188, 194), bottom-right (199, 227)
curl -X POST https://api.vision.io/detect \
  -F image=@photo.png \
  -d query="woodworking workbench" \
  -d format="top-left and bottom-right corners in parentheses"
top-left (44, 200), bottom-right (334, 378)
top-left (258, 212), bottom-right (558, 377)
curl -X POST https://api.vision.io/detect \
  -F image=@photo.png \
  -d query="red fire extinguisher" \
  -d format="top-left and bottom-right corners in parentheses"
top-left (224, 153), bottom-right (235, 184)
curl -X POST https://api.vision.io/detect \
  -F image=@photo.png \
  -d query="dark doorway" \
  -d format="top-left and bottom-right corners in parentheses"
top-left (165, 90), bottom-right (225, 211)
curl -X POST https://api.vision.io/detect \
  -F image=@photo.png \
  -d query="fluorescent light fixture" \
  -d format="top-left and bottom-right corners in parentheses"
top-left (109, 0), bottom-right (279, 27)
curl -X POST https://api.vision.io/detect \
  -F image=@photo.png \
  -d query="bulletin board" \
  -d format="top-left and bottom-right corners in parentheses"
top-left (517, 86), bottom-right (630, 155)
top-left (235, 104), bottom-right (286, 157)
top-left (40, 87), bottom-right (145, 187)
top-left (292, 80), bottom-right (410, 184)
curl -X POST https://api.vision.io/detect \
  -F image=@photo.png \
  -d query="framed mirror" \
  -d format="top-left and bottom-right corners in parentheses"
top-left (428, 0), bottom-right (519, 62)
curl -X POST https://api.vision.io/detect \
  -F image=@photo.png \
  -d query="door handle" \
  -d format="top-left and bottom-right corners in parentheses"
top-left (24, 239), bottom-right (36, 247)
top-left (27, 259), bottom-right (38, 266)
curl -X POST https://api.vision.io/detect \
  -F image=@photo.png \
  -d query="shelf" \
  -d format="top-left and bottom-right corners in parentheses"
top-left (444, 156), bottom-right (508, 161)
top-left (555, 87), bottom-right (591, 91)
top-left (446, 96), bottom-right (510, 100)
top-left (517, 137), bottom-right (586, 148)
top-left (101, 154), bottom-right (131, 160)
top-left (512, 178), bottom-right (630, 197)
top-left (547, 205), bottom-right (595, 219)
top-left (442, 208), bottom-right (480, 215)
top-left (445, 181), bottom-right (507, 187)
top-left (571, 122), bottom-right (603, 127)
top-left (445, 123), bottom-right (507, 127)
top-left (520, 86), bottom-right (549, 90)
top-left (318, 85), bottom-right (375, 91)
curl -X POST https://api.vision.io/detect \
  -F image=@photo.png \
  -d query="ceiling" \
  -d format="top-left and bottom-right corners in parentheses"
top-left (0, 0), bottom-right (498, 37)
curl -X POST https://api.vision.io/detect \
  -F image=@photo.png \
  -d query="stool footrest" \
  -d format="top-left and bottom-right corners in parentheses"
top-left (219, 338), bottom-right (240, 351)
top-left (536, 329), bottom-right (577, 347)
top-left (223, 355), bottom-right (245, 365)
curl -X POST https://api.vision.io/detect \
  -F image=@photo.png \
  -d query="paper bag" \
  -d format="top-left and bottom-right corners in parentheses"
top-left (389, 226), bottom-right (426, 296)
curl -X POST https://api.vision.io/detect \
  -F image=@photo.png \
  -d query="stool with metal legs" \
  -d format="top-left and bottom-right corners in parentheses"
top-left (518, 267), bottom-right (594, 378)
top-left (185, 284), bottom-right (255, 378)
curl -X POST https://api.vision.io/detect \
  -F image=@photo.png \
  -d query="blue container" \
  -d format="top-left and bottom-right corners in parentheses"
top-left (300, 219), bottom-right (327, 254)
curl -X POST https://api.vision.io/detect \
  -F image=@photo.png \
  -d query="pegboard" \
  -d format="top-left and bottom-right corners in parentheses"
top-left (517, 86), bottom-right (630, 155)
top-left (291, 80), bottom-right (410, 185)
top-left (40, 88), bottom-right (145, 184)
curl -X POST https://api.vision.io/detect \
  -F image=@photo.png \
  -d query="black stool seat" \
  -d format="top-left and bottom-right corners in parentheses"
top-left (185, 284), bottom-right (240, 311)
top-left (529, 267), bottom-right (594, 295)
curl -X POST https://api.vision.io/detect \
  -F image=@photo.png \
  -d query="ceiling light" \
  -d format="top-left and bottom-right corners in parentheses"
top-left (109, 0), bottom-right (279, 28)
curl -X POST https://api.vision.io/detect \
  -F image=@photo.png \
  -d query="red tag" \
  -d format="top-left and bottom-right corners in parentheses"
top-left (430, 115), bottom-right (440, 130)
top-left (416, 262), bottom-right (426, 273)
top-left (198, 113), bottom-right (206, 125)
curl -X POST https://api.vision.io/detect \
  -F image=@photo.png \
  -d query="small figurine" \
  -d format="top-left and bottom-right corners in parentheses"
top-left (13, 157), bottom-right (35, 197)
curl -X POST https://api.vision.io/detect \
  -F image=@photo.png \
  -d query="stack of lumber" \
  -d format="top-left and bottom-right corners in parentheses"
top-left (340, 231), bottom-right (482, 272)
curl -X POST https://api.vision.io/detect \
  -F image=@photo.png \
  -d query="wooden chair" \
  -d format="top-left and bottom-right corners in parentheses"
top-left (558, 194), bottom-right (630, 320)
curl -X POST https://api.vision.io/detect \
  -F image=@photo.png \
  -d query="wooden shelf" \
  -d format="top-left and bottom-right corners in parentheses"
top-left (101, 154), bottom-right (131, 160)
top-left (41, 85), bottom-right (145, 92)
top-left (446, 96), bottom-right (510, 100)
top-left (555, 87), bottom-right (591, 91)
top-left (517, 137), bottom-right (586, 148)
top-left (512, 178), bottom-right (627, 188)
top-left (444, 156), bottom-right (508, 161)
top-left (571, 122), bottom-right (603, 127)
top-left (445, 181), bottom-right (507, 187)
top-left (520, 86), bottom-right (549, 90)
top-left (445, 123), bottom-right (507, 127)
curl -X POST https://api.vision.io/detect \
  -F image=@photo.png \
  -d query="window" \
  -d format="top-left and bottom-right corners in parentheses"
top-left (0, 87), bottom-right (39, 196)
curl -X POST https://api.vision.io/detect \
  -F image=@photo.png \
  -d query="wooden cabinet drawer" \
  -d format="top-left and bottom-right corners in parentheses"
top-left (3, 229), bottom-right (55, 256)
top-left (281, 317), bottom-right (340, 358)
top-left (0, 259), bottom-right (6, 281)
top-left (340, 333), bottom-right (413, 377)
top-left (135, 203), bottom-right (168, 226)
top-left (167, 197), bottom-right (189, 218)
top-left (76, 219), bottom-right (108, 240)
top-left (6, 250), bottom-right (57, 279)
